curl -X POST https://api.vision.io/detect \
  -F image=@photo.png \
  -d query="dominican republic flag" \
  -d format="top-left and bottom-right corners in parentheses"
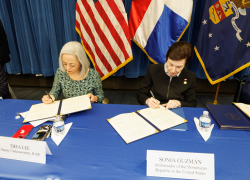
top-left (129, 0), bottom-right (193, 64)
top-left (195, 0), bottom-right (250, 85)
top-left (75, 0), bottom-right (133, 81)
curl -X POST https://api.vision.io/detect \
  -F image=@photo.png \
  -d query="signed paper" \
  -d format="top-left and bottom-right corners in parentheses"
top-left (108, 113), bottom-right (157, 143)
top-left (20, 111), bottom-right (55, 127)
top-left (23, 95), bottom-right (91, 123)
top-left (24, 101), bottom-right (60, 122)
top-left (60, 95), bottom-right (91, 115)
top-left (138, 106), bottom-right (187, 131)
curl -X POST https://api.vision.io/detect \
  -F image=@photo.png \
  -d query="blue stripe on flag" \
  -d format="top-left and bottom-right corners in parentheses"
top-left (144, 5), bottom-right (188, 64)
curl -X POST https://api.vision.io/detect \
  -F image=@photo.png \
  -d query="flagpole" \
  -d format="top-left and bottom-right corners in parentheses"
top-left (206, 82), bottom-right (220, 106)
top-left (213, 82), bottom-right (220, 105)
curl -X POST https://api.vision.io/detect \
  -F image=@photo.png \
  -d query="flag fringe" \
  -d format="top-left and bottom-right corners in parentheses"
top-left (131, 39), bottom-right (158, 64)
top-left (194, 46), bottom-right (250, 85)
top-left (177, 20), bottom-right (191, 42)
top-left (76, 26), bottom-right (133, 81)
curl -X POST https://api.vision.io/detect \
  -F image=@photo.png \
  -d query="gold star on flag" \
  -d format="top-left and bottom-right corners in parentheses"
top-left (246, 42), bottom-right (250, 47)
top-left (208, 33), bottom-right (212, 38)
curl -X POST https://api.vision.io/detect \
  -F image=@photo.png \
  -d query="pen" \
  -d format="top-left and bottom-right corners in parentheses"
top-left (45, 91), bottom-right (53, 102)
top-left (150, 90), bottom-right (160, 108)
top-left (150, 90), bottom-right (155, 98)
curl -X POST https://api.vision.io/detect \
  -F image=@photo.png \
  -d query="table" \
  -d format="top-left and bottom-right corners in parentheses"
top-left (0, 99), bottom-right (250, 180)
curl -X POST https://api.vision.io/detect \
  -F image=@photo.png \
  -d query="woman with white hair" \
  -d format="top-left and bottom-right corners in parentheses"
top-left (42, 41), bottom-right (104, 104)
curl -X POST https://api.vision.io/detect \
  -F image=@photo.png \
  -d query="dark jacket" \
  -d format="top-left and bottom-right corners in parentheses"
top-left (0, 19), bottom-right (11, 99)
top-left (242, 74), bottom-right (250, 104)
top-left (137, 64), bottom-right (197, 107)
top-left (0, 20), bottom-right (10, 65)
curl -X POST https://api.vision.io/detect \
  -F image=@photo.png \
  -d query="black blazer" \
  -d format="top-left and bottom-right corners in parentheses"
top-left (137, 64), bottom-right (197, 107)
top-left (0, 20), bottom-right (11, 99)
top-left (0, 19), bottom-right (10, 65)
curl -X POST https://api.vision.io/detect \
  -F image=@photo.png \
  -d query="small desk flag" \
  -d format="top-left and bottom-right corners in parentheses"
top-left (195, 0), bottom-right (250, 85)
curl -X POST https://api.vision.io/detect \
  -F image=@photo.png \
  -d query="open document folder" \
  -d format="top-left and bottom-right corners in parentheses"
top-left (233, 102), bottom-right (250, 118)
top-left (107, 106), bottom-right (187, 144)
top-left (23, 95), bottom-right (91, 123)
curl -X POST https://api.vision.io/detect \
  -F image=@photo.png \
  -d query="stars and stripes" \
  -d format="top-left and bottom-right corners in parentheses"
top-left (75, 0), bottom-right (133, 80)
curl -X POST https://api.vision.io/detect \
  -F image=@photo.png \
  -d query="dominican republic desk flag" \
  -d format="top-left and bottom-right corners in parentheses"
top-left (129, 0), bottom-right (193, 64)
top-left (75, 0), bottom-right (133, 81)
top-left (195, 0), bottom-right (250, 85)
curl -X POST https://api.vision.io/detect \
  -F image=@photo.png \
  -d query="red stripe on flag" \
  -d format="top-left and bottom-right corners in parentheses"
top-left (75, 20), bottom-right (104, 77)
top-left (76, 2), bottom-right (113, 73)
top-left (76, 21), bottom-right (104, 77)
top-left (95, 1), bottom-right (130, 60)
top-left (75, 20), bottom-right (95, 64)
top-left (129, 0), bottom-right (152, 38)
top-left (82, 1), bottom-right (122, 67)
top-left (106, 0), bottom-right (131, 47)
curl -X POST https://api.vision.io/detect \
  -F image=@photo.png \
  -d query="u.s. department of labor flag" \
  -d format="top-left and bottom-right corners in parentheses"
top-left (75, 0), bottom-right (133, 80)
top-left (195, 0), bottom-right (250, 85)
top-left (129, 0), bottom-right (193, 64)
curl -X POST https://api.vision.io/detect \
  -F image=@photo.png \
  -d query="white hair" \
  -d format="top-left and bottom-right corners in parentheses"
top-left (59, 41), bottom-right (90, 78)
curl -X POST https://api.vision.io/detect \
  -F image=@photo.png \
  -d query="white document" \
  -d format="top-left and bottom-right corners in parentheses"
top-left (23, 95), bottom-right (91, 123)
top-left (19, 111), bottom-right (28, 118)
top-left (0, 136), bottom-right (52, 164)
top-left (147, 150), bottom-right (215, 180)
top-left (23, 101), bottom-right (60, 122)
top-left (60, 95), bottom-right (91, 115)
top-left (138, 106), bottom-right (187, 131)
top-left (234, 102), bottom-right (250, 117)
top-left (108, 112), bottom-right (158, 144)
top-left (51, 122), bottom-right (73, 146)
top-left (20, 111), bottom-right (55, 127)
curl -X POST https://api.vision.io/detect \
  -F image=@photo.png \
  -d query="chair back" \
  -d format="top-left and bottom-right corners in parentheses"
top-left (233, 75), bottom-right (248, 103)
top-left (8, 83), bottom-right (17, 99)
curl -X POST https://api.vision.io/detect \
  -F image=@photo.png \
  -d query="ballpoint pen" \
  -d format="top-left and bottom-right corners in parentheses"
top-left (150, 90), bottom-right (155, 98)
top-left (45, 91), bottom-right (54, 102)
top-left (150, 90), bottom-right (160, 108)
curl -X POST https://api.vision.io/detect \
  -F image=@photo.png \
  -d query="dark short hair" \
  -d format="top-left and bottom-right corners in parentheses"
top-left (166, 41), bottom-right (193, 65)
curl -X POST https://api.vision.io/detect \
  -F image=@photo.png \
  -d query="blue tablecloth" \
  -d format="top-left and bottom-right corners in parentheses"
top-left (0, 99), bottom-right (250, 180)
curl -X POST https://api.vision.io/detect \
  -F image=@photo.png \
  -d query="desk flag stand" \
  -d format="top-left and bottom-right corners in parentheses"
top-left (205, 82), bottom-right (220, 106)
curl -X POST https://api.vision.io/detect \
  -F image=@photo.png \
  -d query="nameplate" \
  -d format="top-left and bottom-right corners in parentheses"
top-left (147, 150), bottom-right (214, 180)
top-left (0, 136), bottom-right (52, 164)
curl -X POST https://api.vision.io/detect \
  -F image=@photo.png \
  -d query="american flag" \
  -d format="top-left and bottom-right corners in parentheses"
top-left (75, 0), bottom-right (133, 80)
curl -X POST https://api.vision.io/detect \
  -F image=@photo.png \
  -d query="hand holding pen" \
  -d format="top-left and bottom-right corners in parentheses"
top-left (42, 91), bottom-right (55, 104)
top-left (146, 90), bottom-right (160, 109)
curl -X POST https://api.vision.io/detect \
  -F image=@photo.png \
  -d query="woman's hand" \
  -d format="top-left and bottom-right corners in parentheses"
top-left (42, 94), bottom-right (55, 104)
top-left (88, 93), bottom-right (98, 103)
top-left (162, 100), bottom-right (181, 110)
top-left (146, 97), bottom-right (160, 108)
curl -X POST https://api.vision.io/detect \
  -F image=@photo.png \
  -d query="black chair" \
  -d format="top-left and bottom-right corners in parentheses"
top-left (233, 75), bottom-right (248, 103)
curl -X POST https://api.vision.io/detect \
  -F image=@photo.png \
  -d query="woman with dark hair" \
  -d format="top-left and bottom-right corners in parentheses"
top-left (137, 41), bottom-right (197, 109)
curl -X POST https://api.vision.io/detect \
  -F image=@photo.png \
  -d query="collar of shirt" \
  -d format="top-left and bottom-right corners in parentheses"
top-left (164, 62), bottom-right (181, 77)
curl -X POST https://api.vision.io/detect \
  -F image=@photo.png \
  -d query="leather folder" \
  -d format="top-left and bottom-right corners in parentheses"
top-left (206, 104), bottom-right (250, 130)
